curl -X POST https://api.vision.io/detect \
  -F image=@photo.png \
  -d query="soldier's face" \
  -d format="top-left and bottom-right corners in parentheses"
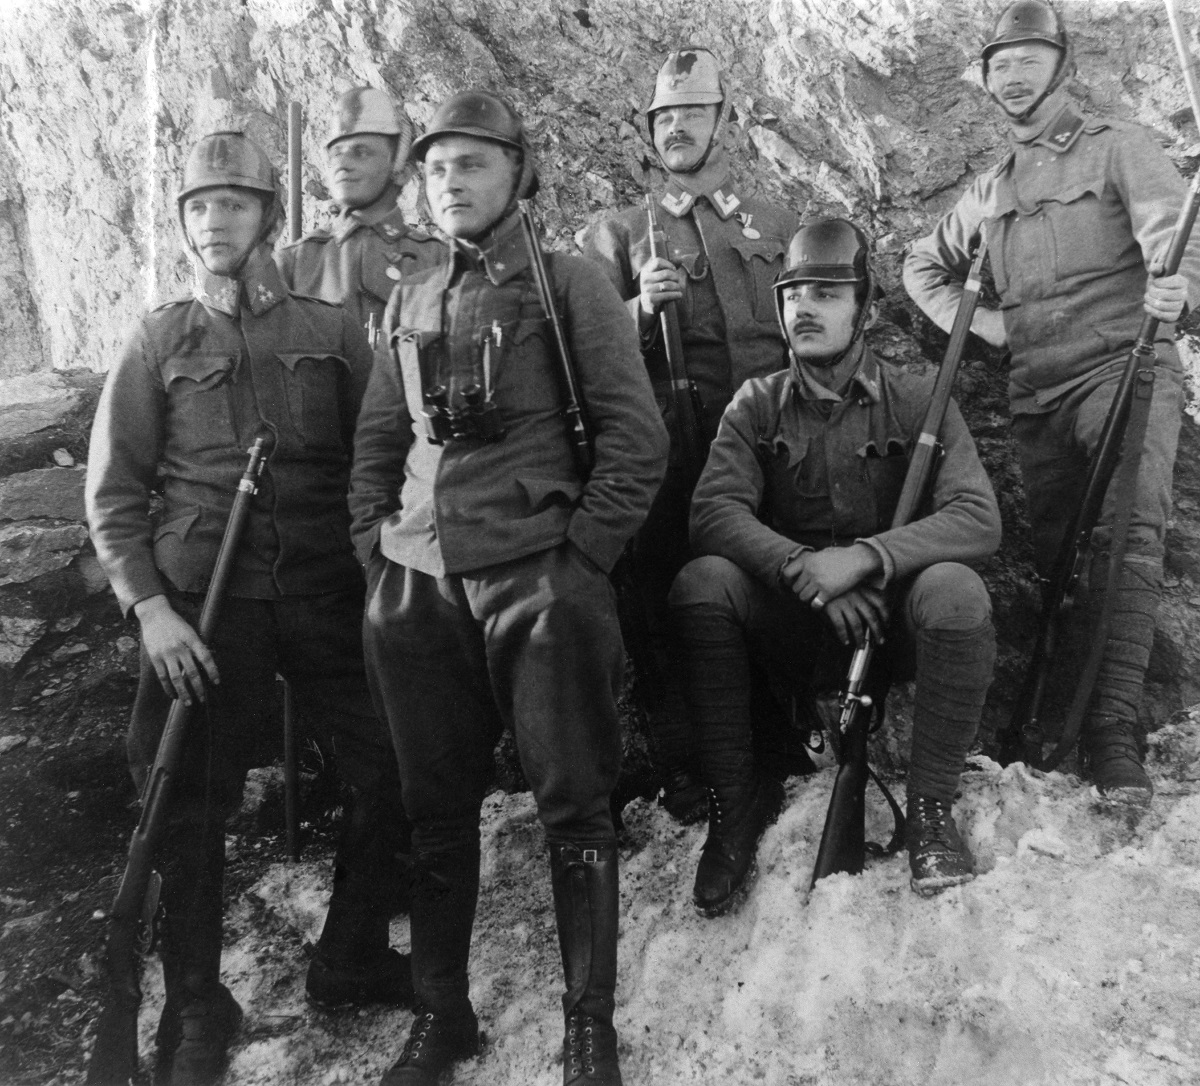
top-left (326, 134), bottom-right (395, 208)
top-left (652, 105), bottom-right (719, 172)
top-left (183, 186), bottom-right (265, 276)
top-left (986, 42), bottom-right (1061, 117)
top-left (781, 281), bottom-right (862, 366)
top-left (423, 136), bottom-right (520, 239)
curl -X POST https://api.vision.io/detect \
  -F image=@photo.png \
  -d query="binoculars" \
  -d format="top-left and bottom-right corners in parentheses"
top-left (421, 384), bottom-right (507, 444)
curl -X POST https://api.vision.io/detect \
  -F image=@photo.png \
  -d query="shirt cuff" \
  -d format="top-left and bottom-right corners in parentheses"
top-left (856, 537), bottom-right (894, 588)
top-left (777, 544), bottom-right (813, 589)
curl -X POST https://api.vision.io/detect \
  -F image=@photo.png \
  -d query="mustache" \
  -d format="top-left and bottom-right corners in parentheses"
top-left (664, 135), bottom-right (695, 148)
top-left (790, 320), bottom-right (824, 334)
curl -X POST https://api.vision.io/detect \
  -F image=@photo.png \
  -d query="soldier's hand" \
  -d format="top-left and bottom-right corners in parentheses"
top-left (1144, 262), bottom-right (1188, 324)
top-left (133, 594), bottom-right (220, 706)
top-left (823, 587), bottom-right (889, 648)
top-left (783, 544), bottom-right (881, 609)
top-left (638, 258), bottom-right (685, 317)
top-left (971, 307), bottom-right (1007, 349)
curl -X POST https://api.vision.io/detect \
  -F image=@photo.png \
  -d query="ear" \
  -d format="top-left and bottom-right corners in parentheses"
top-left (862, 300), bottom-right (880, 332)
top-left (723, 119), bottom-right (742, 153)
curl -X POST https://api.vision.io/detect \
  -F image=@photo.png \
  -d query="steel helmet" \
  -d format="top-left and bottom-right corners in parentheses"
top-left (410, 90), bottom-right (538, 198)
top-left (981, 1), bottom-right (1073, 119)
top-left (326, 86), bottom-right (414, 160)
top-left (774, 219), bottom-right (878, 356)
top-left (176, 131), bottom-right (283, 249)
top-left (645, 47), bottom-right (732, 175)
top-left (178, 131), bottom-right (277, 203)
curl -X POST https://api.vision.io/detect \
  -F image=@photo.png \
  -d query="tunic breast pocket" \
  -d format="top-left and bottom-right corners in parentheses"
top-left (731, 236), bottom-right (787, 322)
top-left (758, 432), bottom-right (827, 532)
top-left (161, 354), bottom-right (237, 447)
top-left (1045, 180), bottom-right (1128, 282)
top-left (858, 439), bottom-right (909, 530)
top-left (277, 353), bottom-right (351, 449)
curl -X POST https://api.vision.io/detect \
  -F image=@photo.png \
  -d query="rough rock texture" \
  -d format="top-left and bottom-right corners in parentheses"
top-left (0, 0), bottom-right (1198, 735)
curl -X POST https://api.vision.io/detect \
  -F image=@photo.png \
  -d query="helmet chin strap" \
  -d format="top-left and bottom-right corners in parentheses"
top-left (987, 46), bottom-right (1071, 124)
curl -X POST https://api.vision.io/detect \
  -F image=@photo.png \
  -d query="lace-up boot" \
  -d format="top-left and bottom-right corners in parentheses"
top-left (906, 793), bottom-right (974, 896)
top-left (380, 1006), bottom-right (481, 1086)
top-left (551, 841), bottom-right (622, 1086)
top-left (1083, 714), bottom-right (1152, 807)
top-left (692, 776), bottom-right (785, 917)
top-left (167, 983), bottom-right (244, 1086)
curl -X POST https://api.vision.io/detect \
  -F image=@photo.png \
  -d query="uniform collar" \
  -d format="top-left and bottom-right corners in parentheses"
top-left (659, 175), bottom-right (743, 220)
top-left (1000, 100), bottom-right (1086, 172)
top-left (785, 340), bottom-right (878, 405)
top-left (192, 246), bottom-right (288, 318)
top-left (331, 183), bottom-right (406, 242)
top-left (447, 211), bottom-right (530, 286)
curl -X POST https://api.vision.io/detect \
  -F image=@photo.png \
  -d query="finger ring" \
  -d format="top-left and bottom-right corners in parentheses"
top-left (812, 595), bottom-right (825, 609)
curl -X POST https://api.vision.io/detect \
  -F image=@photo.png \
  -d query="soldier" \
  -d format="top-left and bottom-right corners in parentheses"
top-left (904, 0), bottom-right (1200, 806)
top-left (86, 132), bottom-right (413, 1086)
top-left (276, 86), bottom-right (442, 341)
top-left (582, 47), bottom-right (801, 820)
top-left (670, 220), bottom-right (1000, 914)
top-left (350, 91), bottom-right (667, 1086)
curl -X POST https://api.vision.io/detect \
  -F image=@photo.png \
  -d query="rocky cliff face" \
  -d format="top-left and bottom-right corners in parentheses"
top-left (1, 0), bottom-right (1199, 731)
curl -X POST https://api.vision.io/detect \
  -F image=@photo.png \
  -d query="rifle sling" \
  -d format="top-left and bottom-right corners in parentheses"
top-left (1040, 356), bottom-right (1157, 771)
top-left (864, 765), bottom-right (907, 857)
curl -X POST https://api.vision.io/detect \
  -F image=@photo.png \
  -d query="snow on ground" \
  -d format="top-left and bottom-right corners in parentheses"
top-left (137, 714), bottom-right (1200, 1086)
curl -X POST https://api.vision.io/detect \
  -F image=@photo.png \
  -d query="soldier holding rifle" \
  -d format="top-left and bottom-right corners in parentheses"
top-left (905, 0), bottom-right (1200, 806)
top-left (276, 87), bottom-right (442, 340)
top-left (350, 91), bottom-right (666, 1086)
top-left (669, 220), bottom-right (999, 915)
top-left (582, 47), bottom-right (800, 821)
top-left (86, 132), bottom-right (414, 1086)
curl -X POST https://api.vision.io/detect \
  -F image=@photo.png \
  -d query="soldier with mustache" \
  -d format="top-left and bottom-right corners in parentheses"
top-left (670, 220), bottom-right (1000, 914)
top-left (582, 47), bottom-right (801, 823)
top-left (905, 1), bottom-right (1200, 806)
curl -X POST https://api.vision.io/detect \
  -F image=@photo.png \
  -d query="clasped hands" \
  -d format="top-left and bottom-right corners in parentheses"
top-left (780, 543), bottom-right (887, 648)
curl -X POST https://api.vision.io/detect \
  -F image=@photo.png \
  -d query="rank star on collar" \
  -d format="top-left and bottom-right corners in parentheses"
top-left (255, 284), bottom-right (276, 306)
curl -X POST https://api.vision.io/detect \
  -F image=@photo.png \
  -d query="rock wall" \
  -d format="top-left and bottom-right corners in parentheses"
top-left (0, 0), bottom-right (1195, 376)
top-left (1, 0), bottom-right (1199, 737)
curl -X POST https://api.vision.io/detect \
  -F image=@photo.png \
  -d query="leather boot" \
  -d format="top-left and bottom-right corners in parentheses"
top-left (307, 897), bottom-right (414, 1008)
top-left (308, 780), bottom-right (415, 1007)
top-left (550, 842), bottom-right (622, 1086)
top-left (1083, 714), bottom-right (1152, 806)
top-left (906, 793), bottom-right (974, 897)
top-left (693, 776), bottom-right (785, 917)
top-left (379, 845), bottom-right (481, 1085)
top-left (155, 818), bottom-right (239, 1086)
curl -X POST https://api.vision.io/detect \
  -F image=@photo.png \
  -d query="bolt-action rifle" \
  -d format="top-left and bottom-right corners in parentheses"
top-left (811, 239), bottom-right (989, 887)
top-left (517, 199), bottom-right (593, 477)
top-left (87, 436), bottom-right (270, 1086)
top-left (644, 194), bottom-right (704, 489)
top-left (997, 0), bottom-right (1200, 771)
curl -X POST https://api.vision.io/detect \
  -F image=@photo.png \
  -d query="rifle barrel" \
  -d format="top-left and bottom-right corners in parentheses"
top-left (288, 101), bottom-right (302, 244)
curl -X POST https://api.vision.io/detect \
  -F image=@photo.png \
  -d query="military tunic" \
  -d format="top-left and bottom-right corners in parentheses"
top-left (276, 183), bottom-right (443, 338)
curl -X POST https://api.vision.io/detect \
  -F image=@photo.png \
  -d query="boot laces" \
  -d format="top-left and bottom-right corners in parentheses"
top-left (399, 1010), bottom-right (435, 1064)
top-left (566, 1011), bottom-right (597, 1076)
top-left (912, 795), bottom-right (954, 849)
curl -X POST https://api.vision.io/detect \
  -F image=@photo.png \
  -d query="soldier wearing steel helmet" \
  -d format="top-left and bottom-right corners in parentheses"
top-left (350, 90), bottom-right (666, 1086)
top-left (85, 130), bottom-right (416, 1085)
top-left (276, 87), bottom-right (442, 340)
top-left (581, 47), bottom-right (802, 825)
top-left (904, 0), bottom-right (1200, 807)
top-left (672, 219), bottom-right (1000, 914)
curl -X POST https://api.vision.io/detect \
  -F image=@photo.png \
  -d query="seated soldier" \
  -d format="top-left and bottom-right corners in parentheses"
top-left (668, 219), bottom-right (1001, 915)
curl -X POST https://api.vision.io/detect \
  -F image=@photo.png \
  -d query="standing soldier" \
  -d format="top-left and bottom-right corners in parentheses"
top-left (672, 219), bottom-right (999, 914)
top-left (86, 131), bottom-right (414, 1086)
top-left (904, 1), bottom-right (1200, 806)
top-left (276, 87), bottom-right (443, 342)
top-left (351, 92), bottom-right (666, 1086)
top-left (582, 47), bottom-right (801, 819)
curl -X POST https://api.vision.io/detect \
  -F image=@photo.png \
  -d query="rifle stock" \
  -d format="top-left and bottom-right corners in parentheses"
top-left (517, 200), bottom-right (593, 478)
top-left (87, 436), bottom-right (270, 1086)
top-left (811, 239), bottom-right (989, 887)
top-left (998, 168), bottom-right (1200, 770)
top-left (644, 194), bottom-right (703, 486)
